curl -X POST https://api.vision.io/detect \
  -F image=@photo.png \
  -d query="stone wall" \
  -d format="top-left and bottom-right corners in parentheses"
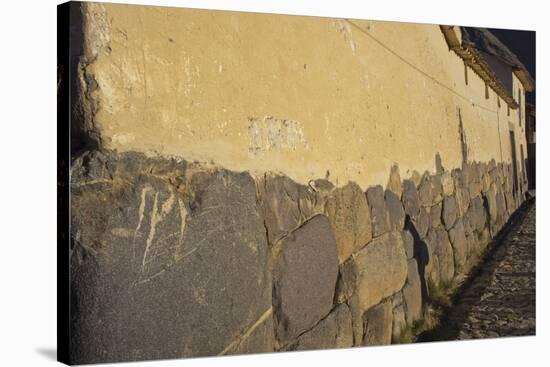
top-left (64, 2), bottom-right (530, 364)
top-left (69, 149), bottom-right (524, 363)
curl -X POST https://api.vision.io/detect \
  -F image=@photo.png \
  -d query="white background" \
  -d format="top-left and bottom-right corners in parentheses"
top-left (0, 0), bottom-right (547, 366)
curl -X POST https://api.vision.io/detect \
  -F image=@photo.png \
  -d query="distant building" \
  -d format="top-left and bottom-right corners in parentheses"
top-left (441, 26), bottom-right (535, 194)
top-left (525, 103), bottom-right (536, 189)
top-left (526, 103), bottom-right (536, 144)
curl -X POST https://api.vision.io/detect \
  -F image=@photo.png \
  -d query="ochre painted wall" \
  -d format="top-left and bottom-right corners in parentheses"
top-left (81, 2), bottom-right (527, 189)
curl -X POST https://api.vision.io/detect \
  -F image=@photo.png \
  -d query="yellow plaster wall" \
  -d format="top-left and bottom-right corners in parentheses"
top-left (81, 2), bottom-right (527, 189)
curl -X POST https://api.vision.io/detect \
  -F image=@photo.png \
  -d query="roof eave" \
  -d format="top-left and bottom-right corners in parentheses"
top-left (441, 26), bottom-right (519, 109)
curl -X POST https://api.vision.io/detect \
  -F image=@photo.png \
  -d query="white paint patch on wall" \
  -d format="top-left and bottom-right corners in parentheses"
top-left (333, 19), bottom-right (356, 54)
top-left (248, 116), bottom-right (308, 157)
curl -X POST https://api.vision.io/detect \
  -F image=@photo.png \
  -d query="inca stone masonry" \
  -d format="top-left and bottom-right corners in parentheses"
top-left (60, 2), bottom-right (533, 364)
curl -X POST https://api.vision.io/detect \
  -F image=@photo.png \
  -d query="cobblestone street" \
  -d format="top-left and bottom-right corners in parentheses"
top-left (420, 199), bottom-right (536, 341)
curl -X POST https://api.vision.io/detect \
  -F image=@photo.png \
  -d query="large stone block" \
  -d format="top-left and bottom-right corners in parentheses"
top-left (442, 195), bottom-right (458, 230)
top-left (424, 229), bottom-right (438, 278)
top-left (362, 299), bottom-right (393, 346)
top-left (425, 226), bottom-right (454, 286)
top-left (224, 311), bottom-right (275, 356)
top-left (351, 232), bottom-right (408, 312)
top-left (461, 162), bottom-right (474, 185)
top-left (341, 231), bottom-right (408, 342)
top-left (455, 187), bottom-right (470, 217)
top-left (287, 304), bottom-right (353, 351)
top-left (273, 215), bottom-right (339, 344)
top-left (430, 202), bottom-right (442, 229)
top-left (413, 206), bottom-right (430, 238)
top-left (402, 179), bottom-right (420, 219)
top-left (468, 180), bottom-right (482, 200)
top-left (452, 167), bottom-right (466, 189)
top-left (258, 174), bottom-right (325, 245)
top-left (325, 182), bottom-right (372, 263)
top-left (367, 185), bottom-right (390, 237)
top-left (428, 255), bottom-right (441, 287)
top-left (391, 292), bottom-right (407, 341)
top-left (468, 196), bottom-right (487, 232)
top-left (434, 227), bottom-right (455, 285)
top-left (481, 173), bottom-right (491, 193)
top-left (385, 189), bottom-right (405, 231)
top-left (448, 219), bottom-right (468, 272)
top-left (70, 152), bottom-right (272, 363)
top-left (401, 230), bottom-right (415, 260)
top-left (402, 259), bottom-right (423, 325)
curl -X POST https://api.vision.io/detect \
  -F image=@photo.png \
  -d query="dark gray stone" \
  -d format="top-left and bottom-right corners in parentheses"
top-left (442, 195), bottom-right (458, 230)
top-left (402, 179), bottom-right (420, 219)
top-left (362, 299), bottom-right (393, 346)
top-left (335, 259), bottom-right (357, 304)
top-left (258, 174), bottom-right (323, 245)
top-left (385, 189), bottom-right (405, 231)
top-left (288, 304), bottom-right (353, 351)
top-left (367, 185), bottom-right (390, 237)
top-left (273, 215), bottom-right (339, 344)
top-left (70, 152), bottom-right (271, 363)
top-left (224, 312), bottom-right (275, 356)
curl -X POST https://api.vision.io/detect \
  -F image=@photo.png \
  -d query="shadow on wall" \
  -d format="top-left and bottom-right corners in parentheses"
top-left (405, 216), bottom-right (430, 305)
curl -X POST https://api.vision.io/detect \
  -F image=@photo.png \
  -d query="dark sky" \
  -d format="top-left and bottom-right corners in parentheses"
top-left (488, 28), bottom-right (536, 104)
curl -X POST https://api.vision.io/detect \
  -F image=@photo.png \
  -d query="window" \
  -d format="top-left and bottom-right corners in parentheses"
top-left (464, 64), bottom-right (468, 85)
top-left (507, 105), bottom-right (510, 116)
top-left (497, 97), bottom-right (501, 108)
top-left (485, 84), bottom-right (489, 99)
